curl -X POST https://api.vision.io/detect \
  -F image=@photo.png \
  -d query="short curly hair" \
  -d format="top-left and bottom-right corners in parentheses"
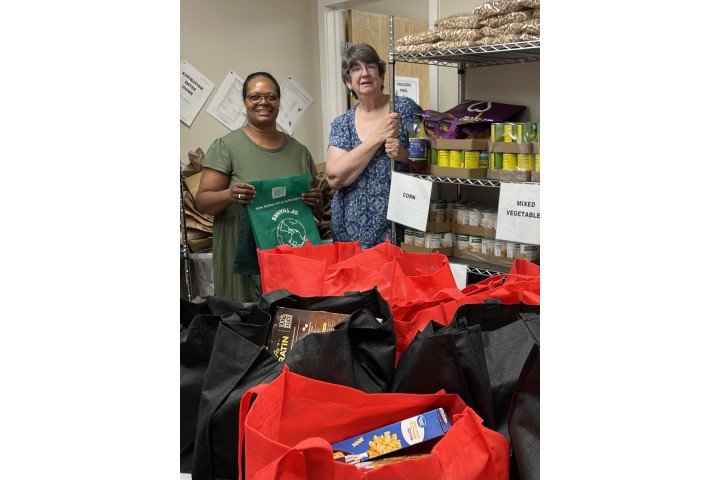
top-left (341, 43), bottom-right (387, 99)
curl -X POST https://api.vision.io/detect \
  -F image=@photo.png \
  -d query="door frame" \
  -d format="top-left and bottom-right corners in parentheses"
top-left (316, 0), bottom-right (438, 154)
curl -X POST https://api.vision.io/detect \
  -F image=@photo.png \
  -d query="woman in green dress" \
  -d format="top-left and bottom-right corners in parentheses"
top-left (196, 72), bottom-right (322, 302)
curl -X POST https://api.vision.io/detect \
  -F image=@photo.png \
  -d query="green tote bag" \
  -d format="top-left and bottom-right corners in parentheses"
top-left (246, 174), bottom-right (322, 250)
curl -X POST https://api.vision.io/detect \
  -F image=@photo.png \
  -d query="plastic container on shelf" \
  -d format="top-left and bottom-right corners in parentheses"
top-left (188, 252), bottom-right (214, 297)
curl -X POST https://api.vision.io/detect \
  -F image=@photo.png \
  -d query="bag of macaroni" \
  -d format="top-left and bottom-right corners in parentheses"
top-left (239, 366), bottom-right (510, 480)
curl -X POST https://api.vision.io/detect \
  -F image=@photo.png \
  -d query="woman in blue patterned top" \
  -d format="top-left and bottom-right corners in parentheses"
top-left (325, 43), bottom-right (423, 249)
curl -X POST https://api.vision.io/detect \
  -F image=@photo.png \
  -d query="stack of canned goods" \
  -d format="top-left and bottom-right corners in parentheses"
top-left (436, 148), bottom-right (489, 169)
top-left (490, 122), bottom-right (539, 172)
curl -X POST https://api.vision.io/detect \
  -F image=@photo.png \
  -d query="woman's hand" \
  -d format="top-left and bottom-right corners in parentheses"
top-left (230, 182), bottom-right (256, 204)
top-left (384, 137), bottom-right (408, 163)
top-left (374, 112), bottom-right (400, 143)
top-left (301, 187), bottom-right (323, 210)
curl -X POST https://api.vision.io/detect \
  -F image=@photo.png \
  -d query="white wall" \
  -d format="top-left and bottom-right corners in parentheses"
top-left (436, 0), bottom-right (540, 119)
top-left (180, 0), bottom-right (323, 166)
top-left (181, 0), bottom-right (540, 168)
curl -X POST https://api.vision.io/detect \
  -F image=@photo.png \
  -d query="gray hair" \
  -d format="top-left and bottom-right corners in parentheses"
top-left (341, 43), bottom-right (386, 99)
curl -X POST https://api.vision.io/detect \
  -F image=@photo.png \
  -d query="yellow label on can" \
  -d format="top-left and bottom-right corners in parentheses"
top-left (464, 151), bottom-right (480, 169)
top-left (437, 149), bottom-right (450, 167)
top-left (450, 150), bottom-right (463, 168)
top-left (502, 153), bottom-right (518, 170)
top-left (534, 153), bottom-right (540, 172)
top-left (517, 154), bottom-right (534, 171)
top-left (503, 123), bottom-right (515, 142)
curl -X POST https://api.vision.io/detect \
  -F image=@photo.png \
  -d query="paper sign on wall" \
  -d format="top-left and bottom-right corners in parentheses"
top-left (394, 76), bottom-right (419, 105)
top-left (386, 171), bottom-right (433, 231)
top-left (495, 182), bottom-right (540, 245)
top-left (278, 76), bottom-right (315, 136)
top-left (206, 70), bottom-right (247, 131)
top-left (181, 61), bottom-right (215, 126)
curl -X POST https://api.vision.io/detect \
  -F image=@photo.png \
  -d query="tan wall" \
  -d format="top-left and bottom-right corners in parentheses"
top-left (180, 0), bottom-right (324, 167)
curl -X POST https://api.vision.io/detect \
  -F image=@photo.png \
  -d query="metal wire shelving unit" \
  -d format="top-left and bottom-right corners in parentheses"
top-left (388, 17), bottom-right (540, 279)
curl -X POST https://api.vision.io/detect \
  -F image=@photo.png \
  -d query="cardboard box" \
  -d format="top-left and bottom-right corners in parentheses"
top-left (267, 307), bottom-right (349, 361)
top-left (452, 224), bottom-right (488, 237)
top-left (453, 246), bottom-right (493, 264)
top-left (332, 408), bottom-right (451, 464)
top-left (487, 141), bottom-right (533, 154)
top-left (401, 242), bottom-right (453, 257)
top-left (486, 170), bottom-right (532, 182)
top-left (430, 165), bottom-right (488, 179)
top-left (486, 240), bottom-right (540, 268)
top-left (434, 138), bottom-right (488, 151)
top-left (425, 221), bottom-right (453, 233)
top-left (530, 171), bottom-right (540, 183)
top-left (354, 454), bottom-right (431, 470)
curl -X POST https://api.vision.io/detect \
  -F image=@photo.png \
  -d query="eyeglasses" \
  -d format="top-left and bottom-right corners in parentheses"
top-left (245, 92), bottom-right (280, 103)
top-left (349, 63), bottom-right (379, 76)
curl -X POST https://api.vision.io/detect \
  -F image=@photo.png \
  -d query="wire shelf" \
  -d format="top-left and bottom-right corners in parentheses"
top-left (393, 41), bottom-right (540, 68)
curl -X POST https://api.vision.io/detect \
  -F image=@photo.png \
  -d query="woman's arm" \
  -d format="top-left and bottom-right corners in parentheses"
top-left (325, 112), bottom-right (400, 190)
top-left (195, 168), bottom-right (255, 216)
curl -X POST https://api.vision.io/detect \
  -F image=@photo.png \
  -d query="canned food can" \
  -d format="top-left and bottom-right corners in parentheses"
top-left (502, 123), bottom-right (518, 142)
top-left (445, 200), bottom-right (455, 222)
top-left (502, 153), bottom-right (518, 170)
top-left (428, 200), bottom-right (447, 223)
top-left (464, 151), bottom-right (480, 168)
top-left (469, 235), bottom-right (483, 253)
top-left (456, 234), bottom-right (470, 252)
top-left (437, 149), bottom-right (450, 167)
top-left (455, 204), bottom-right (468, 225)
top-left (481, 210), bottom-right (498, 229)
top-left (517, 123), bottom-right (538, 143)
top-left (441, 232), bottom-right (453, 247)
top-left (481, 237), bottom-right (492, 255)
top-left (479, 151), bottom-right (489, 168)
top-left (520, 244), bottom-right (540, 262)
top-left (491, 153), bottom-right (504, 170)
top-left (517, 154), bottom-right (534, 171)
top-left (424, 232), bottom-right (442, 249)
top-left (403, 228), bottom-right (415, 245)
top-left (414, 230), bottom-right (426, 247)
top-left (467, 207), bottom-right (480, 227)
top-left (506, 241), bottom-right (521, 259)
top-left (449, 150), bottom-right (463, 168)
top-left (492, 239), bottom-right (506, 258)
top-left (534, 153), bottom-right (540, 172)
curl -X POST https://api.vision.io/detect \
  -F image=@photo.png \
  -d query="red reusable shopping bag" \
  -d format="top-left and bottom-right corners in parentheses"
top-left (257, 240), bottom-right (457, 306)
top-left (257, 241), bottom-right (362, 295)
top-left (239, 366), bottom-right (510, 480)
top-left (391, 259), bottom-right (540, 363)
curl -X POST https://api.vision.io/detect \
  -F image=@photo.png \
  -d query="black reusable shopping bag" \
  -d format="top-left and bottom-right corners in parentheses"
top-left (391, 302), bottom-right (539, 479)
top-left (191, 308), bottom-right (282, 480)
top-left (180, 296), bottom-right (255, 473)
top-left (257, 287), bottom-right (397, 393)
top-left (508, 343), bottom-right (540, 480)
top-left (391, 317), bottom-right (497, 428)
top-left (392, 302), bottom-right (539, 437)
top-left (192, 287), bottom-right (397, 480)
